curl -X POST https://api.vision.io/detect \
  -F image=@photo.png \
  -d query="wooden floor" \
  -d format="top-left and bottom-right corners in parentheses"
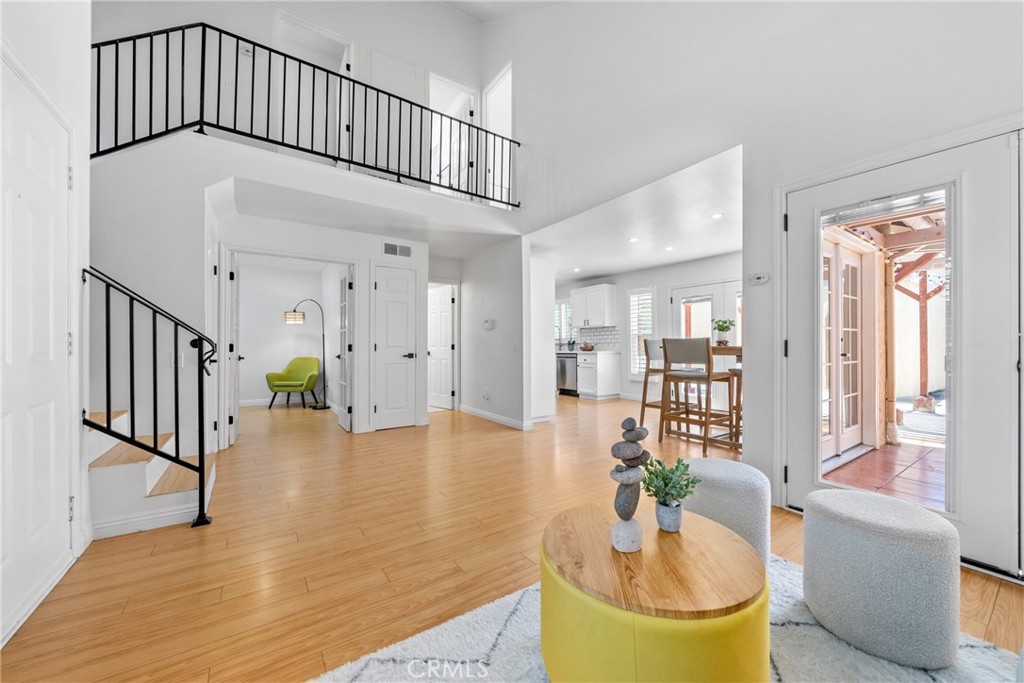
top-left (823, 442), bottom-right (946, 508)
top-left (2, 398), bottom-right (1020, 682)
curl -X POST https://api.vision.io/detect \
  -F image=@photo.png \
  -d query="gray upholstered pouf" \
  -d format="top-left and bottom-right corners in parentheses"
top-left (682, 458), bottom-right (771, 563)
top-left (803, 489), bottom-right (960, 670)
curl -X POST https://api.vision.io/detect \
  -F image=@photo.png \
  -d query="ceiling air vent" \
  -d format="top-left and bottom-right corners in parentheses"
top-left (383, 242), bottom-right (412, 258)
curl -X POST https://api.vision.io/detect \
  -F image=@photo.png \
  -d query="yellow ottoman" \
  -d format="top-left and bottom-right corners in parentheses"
top-left (540, 501), bottom-right (770, 682)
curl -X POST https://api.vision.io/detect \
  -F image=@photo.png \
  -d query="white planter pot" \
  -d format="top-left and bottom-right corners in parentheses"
top-left (656, 502), bottom-right (683, 532)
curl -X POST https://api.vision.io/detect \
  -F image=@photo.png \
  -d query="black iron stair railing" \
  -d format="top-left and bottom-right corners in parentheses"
top-left (91, 23), bottom-right (520, 206)
top-left (82, 267), bottom-right (215, 527)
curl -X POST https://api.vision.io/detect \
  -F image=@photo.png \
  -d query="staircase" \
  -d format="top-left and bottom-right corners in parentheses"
top-left (83, 268), bottom-right (215, 536)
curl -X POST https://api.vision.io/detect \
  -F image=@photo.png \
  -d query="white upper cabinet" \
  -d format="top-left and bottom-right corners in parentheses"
top-left (571, 284), bottom-right (617, 328)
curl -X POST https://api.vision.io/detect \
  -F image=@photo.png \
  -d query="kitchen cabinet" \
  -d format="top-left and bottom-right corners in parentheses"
top-left (577, 352), bottom-right (620, 400)
top-left (570, 284), bottom-right (617, 328)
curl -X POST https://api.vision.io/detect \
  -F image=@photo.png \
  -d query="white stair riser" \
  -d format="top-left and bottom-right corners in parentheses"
top-left (144, 435), bottom-right (175, 492)
top-left (91, 464), bottom-right (215, 539)
top-left (86, 412), bottom-right (130, 464)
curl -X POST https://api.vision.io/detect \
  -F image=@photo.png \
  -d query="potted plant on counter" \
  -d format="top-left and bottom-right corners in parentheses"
top-left (641, 458), bottom-right (701, 532)
top-left (711, 318), bottom-right (735, 346)
top-left (567, 338), bottom-right (576, 351)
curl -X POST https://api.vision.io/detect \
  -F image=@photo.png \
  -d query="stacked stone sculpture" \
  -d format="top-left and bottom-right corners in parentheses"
top-left (610, 417), bottom-right (650, 553)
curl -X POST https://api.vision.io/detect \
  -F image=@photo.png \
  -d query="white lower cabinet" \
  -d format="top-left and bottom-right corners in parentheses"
top-left (577, 352), bottom-right (620, 400)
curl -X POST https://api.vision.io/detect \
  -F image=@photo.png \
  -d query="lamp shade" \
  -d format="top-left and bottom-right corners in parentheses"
top-left (284, 310), bottom-right (305, 324)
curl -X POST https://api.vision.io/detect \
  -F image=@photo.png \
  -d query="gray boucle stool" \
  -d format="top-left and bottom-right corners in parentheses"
top-left (804, 489), bottom-right (960, 669)
top-left (682, 458), bottom-right (771, 563)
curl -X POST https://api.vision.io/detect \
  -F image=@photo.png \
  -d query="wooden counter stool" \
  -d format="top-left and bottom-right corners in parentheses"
top-left (729, 367), bottom-right (743, 442)
top-left (639, 338), bottom-right (665, 427)
top-left (658, 337), bottom-right (732, 455)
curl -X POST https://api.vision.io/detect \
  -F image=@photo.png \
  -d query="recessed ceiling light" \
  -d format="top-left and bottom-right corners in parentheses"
top-left (628, 237), bottom-right (639, 243)
top-left (573, 268), bottom-right (581, 272)
top-left (711, 212), bottom-right (724, 220)
top-left (665, 246), bottom-right (674, 252)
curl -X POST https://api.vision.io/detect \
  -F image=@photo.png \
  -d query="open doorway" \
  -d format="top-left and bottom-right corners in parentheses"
top-left (427, 282), bottom-right (457, 411)
top-left (818, 189), bottom-right (948, 508)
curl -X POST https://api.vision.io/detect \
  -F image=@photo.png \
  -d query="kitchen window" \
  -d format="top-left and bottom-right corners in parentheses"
top-left (628, 287), bottom-right (655, 379)
top-left (554, 299), bottom-right (573, 342)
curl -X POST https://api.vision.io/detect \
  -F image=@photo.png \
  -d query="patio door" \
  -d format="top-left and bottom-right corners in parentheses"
top-left (785, 132), bottom-right (1021, 574)
top-left (821, 242), bottom-right (864, 458)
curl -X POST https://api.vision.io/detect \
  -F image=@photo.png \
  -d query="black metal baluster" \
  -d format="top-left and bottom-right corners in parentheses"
top-left (152, 310), bottom-right (158, 448)
top-left (407, 103), bottom-right (413, 179)
top-left (131, 38), bottom-right (137, 142)
top-left (420, 108), bottom-right (425, 180)
top-left (173, 323), bottom-right (180, 459)
top-left (349, 79), bottom-right (355, 164)
top-left (310, 66), bottom-right (315, 151)
top-left (457, 120), bottom-right (462, 190)
top-left (324, 72), bottom-right (329, 155)
top-left (198, 26), bottom-right (206, 132)
top-left (296, 63), bottom-right (302, 147)
top-left (249, 43), bottom-right (256, 134)
top-left (148, 35), bottom-right (154, 136)
top-left (336, 75), bottom-right (343, 159)
top-left (386, 95), bottom-right (391, 172)
top-left (362, 84), bottom-right (367, 165)
top-left (266, 48), bottom-right (272, 139)
top-left (95, 47), bottom-right (102, 152)
top-left (428, 110), bottom-right (433, 182)
top-left (129, 297), bottom-right (136, 438)
top-left (374, 89), bottom-right (380, 168)
top-left (233, 36), bottom-right (240, 129)
top-left (397, 101), bottom-right (403, 176)
top-left (448, 117), bottom-right (453, 187)
top-left (216, 30), bottom-right (222, 125)
top-left (180, 29), bottom-right (185, 127)
top-left (164, 32), bottom-right (169, 132)
top-left (500, 138), bottom-right (505, 203)
top-left (105, 284), bottom-right (112, 426)
top-left (114, 42), bottom-right (120, 145)
top-left (281, 56), bottom-right (287, 142)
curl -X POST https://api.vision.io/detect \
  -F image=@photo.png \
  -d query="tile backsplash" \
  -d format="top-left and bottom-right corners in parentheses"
top-left (575, 326), bottom-right (620, 349)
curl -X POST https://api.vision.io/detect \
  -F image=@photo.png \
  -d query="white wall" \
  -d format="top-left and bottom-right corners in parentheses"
top-left (558, 252), bottom-right (743, 400)
top-left (429, 255), bottom-right (462, 282)
top-left (530, 258), bottom-right (556, 421)
top-left (2, 0), bottom-right (93, 554)
top-left (461, 237), bottom-right (528, 428)
top-left (482, 2), bottom-right (1024, 493)
top-left (238, 265), bottom-right (325, 404)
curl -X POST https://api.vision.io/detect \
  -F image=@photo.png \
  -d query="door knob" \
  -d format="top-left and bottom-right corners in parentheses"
top-left (238, 356), bottom-right (245, 361)
top-left (335, 354), bottom-right (341, 359)
top-left (403, 352), bottom-right (416, 359)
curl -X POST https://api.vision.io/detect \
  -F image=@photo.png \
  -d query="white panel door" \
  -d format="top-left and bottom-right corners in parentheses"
top-left (1, 61), bottom-right (74, 643)
top-left (786, 134), bottom-right (1020, 573)
top-left (427, 285), bottom-right (454, 409)
top-left (336, 273), bottom-right (352, 432)
top-left (373, 266), bottom-right (416, 429)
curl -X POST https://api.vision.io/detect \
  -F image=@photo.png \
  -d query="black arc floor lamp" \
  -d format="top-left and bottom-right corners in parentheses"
top-left (284, 298), bottom-right (329, 410)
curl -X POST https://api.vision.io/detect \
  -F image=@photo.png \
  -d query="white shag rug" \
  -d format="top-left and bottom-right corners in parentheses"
top-left (316, 555), bottom-right (1020, 683)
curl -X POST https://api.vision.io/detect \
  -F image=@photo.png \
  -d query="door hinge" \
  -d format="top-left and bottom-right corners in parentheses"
top-left (68, 495), bottom-right (75, 522)
top-left (229, 271), bottom-right (235, 281)
top-left (214, 265), bottom-right (218, 275)
top-left (374, 281), bottom-right (378, 290)
top-left (451, 343), bottom-right (455, 350)
top-left (374, 343), bottom-right (377, 351)
top-left (228, 415), bottom-right (234, 425)
top-left (669, 296), bottom-right (673, 305)
top-left (374, 405), bottom-right (377, 413)
top-left (347, 406), bottom-right (352, 414)
top-left (67, 166), bottom-right (74, 190)
top-left (784, 339), bottom-right (789, 357)
top-left (345, 63), bottom-right (351, 72)
top-left (1018, 359), bottom-right (1021, 372)
top-left (469, 109), bottom-right (474, 117)
top-left (228, 343), bottom-right (234, 353)
top-left (783, 466), bottom-right (788, 484)
top-left (213, 421), bottom-right (218, 431)
top-left (347, 343), bottom-right (353, 352)
top-left (348, 281), bottom-right (354, 290)
top-left (783, 213), bottom-right (789, 232)
top-left (451, 390), bottom-right (456, 397)
top-left (451, 297), bottom-right (455, 304)
top-left (67, 332), bottom-right (74, 356)
top-left (345, 124), bottom-right (350, 132)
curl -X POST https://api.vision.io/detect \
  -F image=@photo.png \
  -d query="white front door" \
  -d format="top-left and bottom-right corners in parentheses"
top-left (336, 272), bottom-right (352, 432)
top-left (1, 61), bottom-right (74, 644)
top-left (228, 253), bottom-right (240, 446)
top-left (427, 284), bottom-right (454, 409)
top-left (373, 266), bottom-right (416, 429)
top-left (786, 133), bottom-right (1021, 574)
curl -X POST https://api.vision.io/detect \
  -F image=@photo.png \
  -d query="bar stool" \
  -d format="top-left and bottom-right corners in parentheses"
top-left (729, 367), bottom-right (743, 442)
top-left (658, 337), bottom-right (733, 455)
top-left (639, 338), bottom-right (664, 427)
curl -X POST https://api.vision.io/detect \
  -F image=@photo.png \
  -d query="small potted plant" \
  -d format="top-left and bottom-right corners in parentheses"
top-left (641, 458), bottom-right (701, 532)
top-left (711, 319), bottom-right (735, 346)
top-left (567, 338), bottom-right (576, 351)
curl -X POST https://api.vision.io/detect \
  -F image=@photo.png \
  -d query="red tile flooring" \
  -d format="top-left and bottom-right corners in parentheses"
top-left (823, 442), bottom-right (946, 509)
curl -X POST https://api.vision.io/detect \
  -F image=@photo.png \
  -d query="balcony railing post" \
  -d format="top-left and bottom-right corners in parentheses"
top-left (197, 25), bottom-right (207, 134)
top-left (192, 335), bottom-right (212, 527)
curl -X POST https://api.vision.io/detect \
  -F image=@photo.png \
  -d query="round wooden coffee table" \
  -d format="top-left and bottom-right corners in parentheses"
top-left (540, 499), bottom-right (769, 682)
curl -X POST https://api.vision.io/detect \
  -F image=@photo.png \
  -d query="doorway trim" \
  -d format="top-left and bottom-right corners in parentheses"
top-left (428, 278), bottom-right (462, 413)
top-left (771, 113), bottom-right (1024, 510)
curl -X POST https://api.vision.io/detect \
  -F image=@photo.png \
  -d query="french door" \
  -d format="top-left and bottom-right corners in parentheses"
top-left (786, 133), bottom-right (1021, 574)
top-left (821, 243), bottom-right (864, 458)
top-left (669, 281), bottom-right (742, 409)
top-left (336, 271), bottom-right (352, 432)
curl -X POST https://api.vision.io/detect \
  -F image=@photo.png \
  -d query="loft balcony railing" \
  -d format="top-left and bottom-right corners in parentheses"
top-left (91, 23), bottom-right (520, 207)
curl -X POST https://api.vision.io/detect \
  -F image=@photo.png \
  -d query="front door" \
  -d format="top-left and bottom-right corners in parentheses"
top-left (786, 133), bottom-right (1021, 574)
top-left (427, 284), bottom-right (454, 409)
top-left (373, 266), bottom-right (417, 429)
top-left (1, 60), bottom-right (74, 643)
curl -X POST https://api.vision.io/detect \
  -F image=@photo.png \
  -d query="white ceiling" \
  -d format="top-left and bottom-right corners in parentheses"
top-left (231, 179), bottom-right (518, 259)
top-left (530, 145), bottom-right (743, 285)
top-left (445, 1), bottom-right (558, 23)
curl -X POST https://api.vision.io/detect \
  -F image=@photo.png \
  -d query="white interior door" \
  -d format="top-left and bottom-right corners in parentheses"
top-left (786, 133), bottom-right (1021, 573)
top-left (228, 253), bottom-right (240, 445)
top-left (1, 61), bottom-right (74, 643)
top-left (337, 272), bottom-right (352, 432)
top-left (427, 284), bottom-right (454, 409)
top-left (373, 266), bottom-right (416, 430)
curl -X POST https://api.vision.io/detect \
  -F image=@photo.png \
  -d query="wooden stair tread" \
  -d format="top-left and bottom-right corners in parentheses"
top-left (148, 454), bottom-right (216, 497)
top-left (86, 410), bottom-right (128, 430)
top-left (89, 434), bottom-right (174, 468)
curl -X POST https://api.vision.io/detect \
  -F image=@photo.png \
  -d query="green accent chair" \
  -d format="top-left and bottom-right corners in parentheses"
top-left (266, 357), bottom-right (320, 409)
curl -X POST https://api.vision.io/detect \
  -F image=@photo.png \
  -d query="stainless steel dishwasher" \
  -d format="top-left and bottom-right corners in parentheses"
top-left (557, 353), bottom-right (578, 396)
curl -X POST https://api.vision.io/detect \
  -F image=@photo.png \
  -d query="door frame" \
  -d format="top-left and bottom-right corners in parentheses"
top-left (369, 262), bottom-right (422, 430)
top-left (0, 46), bottom-right (86, 645)
top-left (771, 114), bottom-right (1024, 513)
top-left (427, 278), bottom-right (461, 413)
top-left (216, 245), bottom-right (356, 447)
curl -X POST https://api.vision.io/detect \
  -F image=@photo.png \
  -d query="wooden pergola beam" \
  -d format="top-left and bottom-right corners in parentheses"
top-left (895, 253), bottom-right (940, 284)
top-left (844, 207), bottom-right (945, 231)
top-left (878, 225), bottom-right (945, 251)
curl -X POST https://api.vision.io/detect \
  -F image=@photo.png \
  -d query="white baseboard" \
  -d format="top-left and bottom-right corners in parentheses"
top-left (0, 552), bottom-right (74, 647)
top-left (618, 393), bottom-right (644, 403)
top-left (578, 393), bottom-right (621, 401)
top-left (92, 505), bottom-right (197, 539)
top-left (239, 398), bottom-right (270, 407)
top-left (531, 415), bottom-right (553, 424)
top-left (459, 404), bottom-right (532, 431)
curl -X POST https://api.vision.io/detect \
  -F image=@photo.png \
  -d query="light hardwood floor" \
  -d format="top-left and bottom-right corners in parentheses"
top-left (2, 398), bottom-right (1020, 682)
